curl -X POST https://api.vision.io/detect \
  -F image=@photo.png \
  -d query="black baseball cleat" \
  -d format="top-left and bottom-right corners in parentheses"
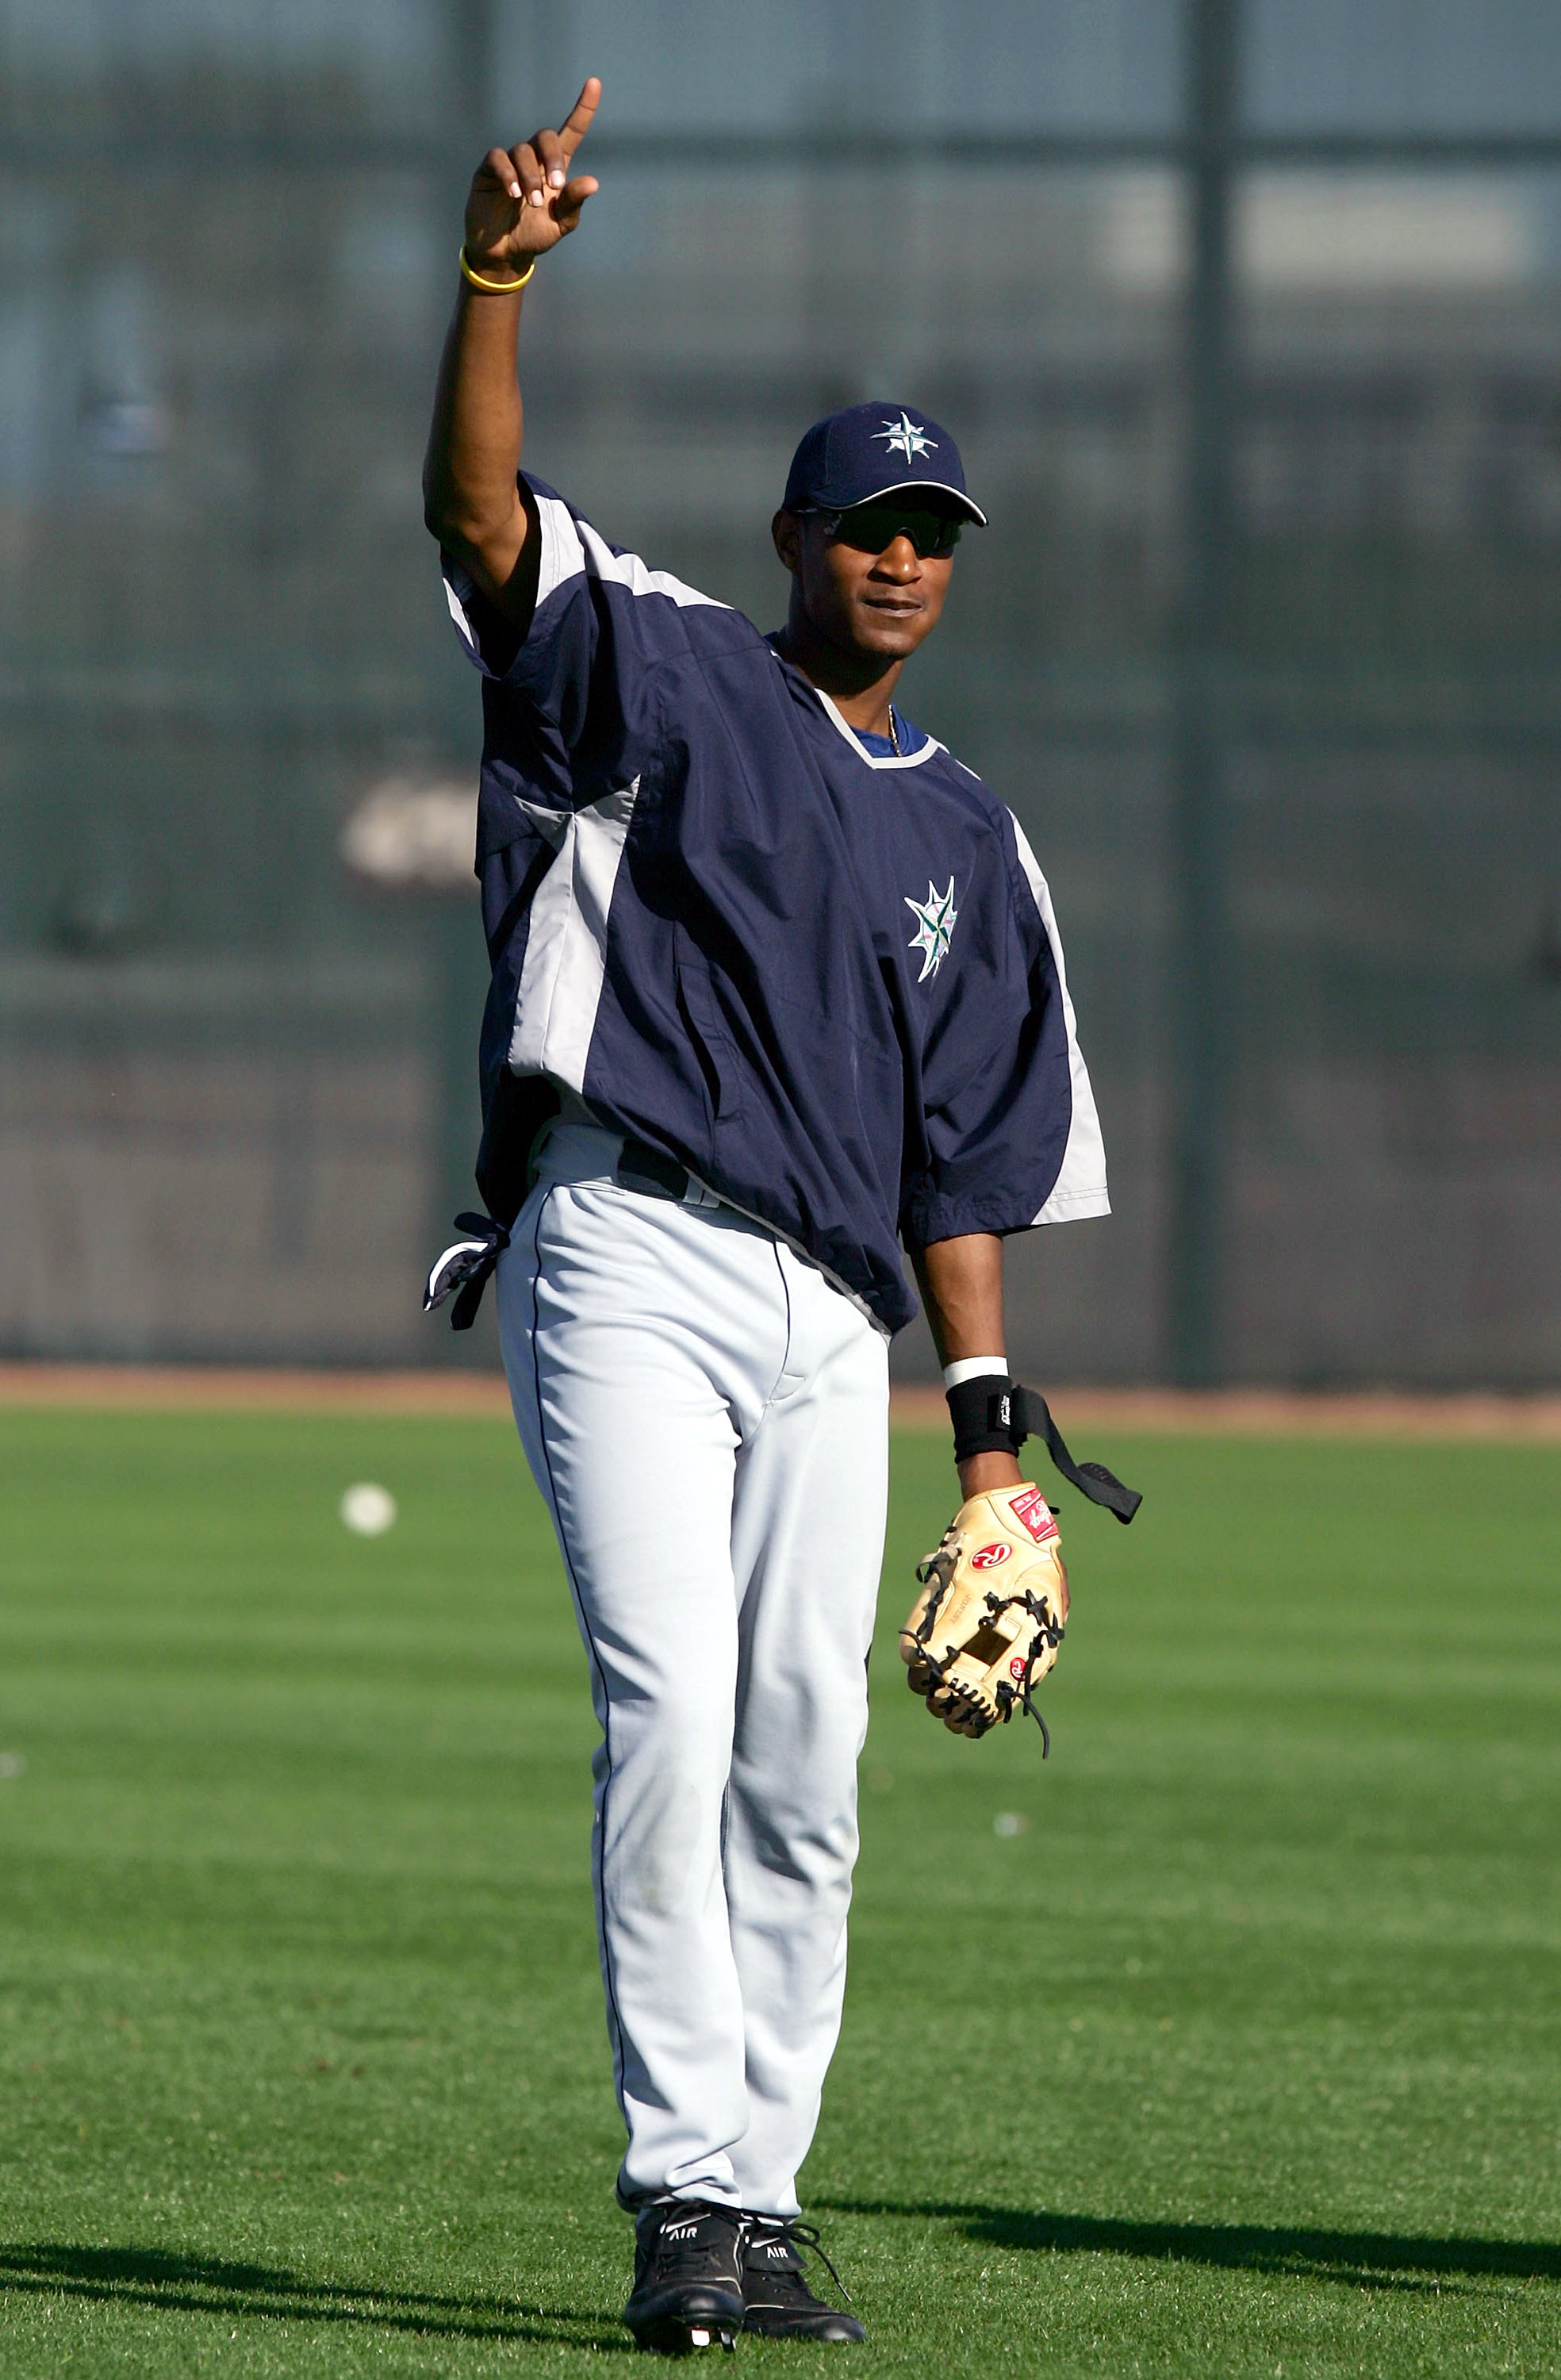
top-left (623, 2196), bottom-right (746, 2354)
top-left (739, 2216), bottom-right (865, 2343)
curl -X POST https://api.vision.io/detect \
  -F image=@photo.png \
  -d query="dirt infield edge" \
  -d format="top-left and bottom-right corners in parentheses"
top-left (2, 1364), bottom-right (1559, 1439)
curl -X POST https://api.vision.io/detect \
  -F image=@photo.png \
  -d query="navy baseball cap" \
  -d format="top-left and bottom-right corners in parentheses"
top-left (782, 400), bottom-right (987, 527)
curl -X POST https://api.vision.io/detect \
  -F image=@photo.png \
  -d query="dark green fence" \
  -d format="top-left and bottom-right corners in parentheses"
top-left (2, 0), bottom-right (1559, 1384)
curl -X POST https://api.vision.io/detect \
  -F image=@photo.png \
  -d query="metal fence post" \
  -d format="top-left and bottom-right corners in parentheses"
top-left (1167, 0), bottom-right (1240, 1384)
top-left (431, 892), bottom-right (490, 1269)
top-left (426, 0), bottom-right (501, 1366)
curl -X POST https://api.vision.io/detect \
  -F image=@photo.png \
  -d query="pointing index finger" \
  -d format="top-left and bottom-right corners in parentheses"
top-left (558, 75), bottom-right (601, 162)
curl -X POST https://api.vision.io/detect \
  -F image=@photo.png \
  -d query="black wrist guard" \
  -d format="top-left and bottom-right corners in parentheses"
top-left (946, 1377), bottom-right (1145, 1526)
top-left (945, 1373), bottom-right (1018, 1465)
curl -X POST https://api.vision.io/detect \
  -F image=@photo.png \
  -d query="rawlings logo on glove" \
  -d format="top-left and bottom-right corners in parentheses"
top-left (899, 1481), bottom-right (1068, 1747)
top-left (1009, 1484), bottom-right (1060, 1542)
top-left (970, 1542), bottom-right (1011, 1569)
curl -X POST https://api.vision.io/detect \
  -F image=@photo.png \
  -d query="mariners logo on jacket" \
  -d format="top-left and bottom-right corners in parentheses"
top-left (904, 879), bottom-right (957, 982)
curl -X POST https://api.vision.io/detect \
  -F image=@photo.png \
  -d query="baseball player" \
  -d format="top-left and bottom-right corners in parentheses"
top-left (422, 81), bottom-right (1123, 2353)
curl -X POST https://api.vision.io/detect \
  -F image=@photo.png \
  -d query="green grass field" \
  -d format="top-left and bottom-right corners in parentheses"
top-left (1, 1407), bottom-right (1558, 2377)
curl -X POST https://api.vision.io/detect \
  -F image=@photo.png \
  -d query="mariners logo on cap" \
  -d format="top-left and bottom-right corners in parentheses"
top-left (905, 878), bottom-right (957, 981)
top-left (875, 409), bottom-right (938, 463)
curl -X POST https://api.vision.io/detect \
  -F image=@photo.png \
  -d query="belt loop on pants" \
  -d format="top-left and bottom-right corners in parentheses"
top-left (617, 1134), bottom-right (700, 1206)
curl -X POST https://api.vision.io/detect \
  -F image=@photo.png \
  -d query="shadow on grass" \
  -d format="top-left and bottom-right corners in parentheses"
top-left (820, 2202), bottom-right (1561, 2296)
top-left (0, 2241), bottom-right (630, 2350)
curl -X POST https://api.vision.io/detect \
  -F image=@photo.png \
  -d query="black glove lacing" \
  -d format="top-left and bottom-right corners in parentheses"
top-left (907, 1568), bottom-right (1064, 1754)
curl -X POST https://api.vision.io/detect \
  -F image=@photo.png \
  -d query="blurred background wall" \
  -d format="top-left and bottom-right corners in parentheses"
top-left (2, 0), bottom-right (1559, 1386)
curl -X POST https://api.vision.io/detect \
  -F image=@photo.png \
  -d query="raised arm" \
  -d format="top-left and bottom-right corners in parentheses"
top-left (422, 78), bottom-right (600, 624)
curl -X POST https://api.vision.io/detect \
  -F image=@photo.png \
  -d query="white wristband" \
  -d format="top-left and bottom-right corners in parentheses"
top-left (942, 1356), bottom-right (1009, 1390)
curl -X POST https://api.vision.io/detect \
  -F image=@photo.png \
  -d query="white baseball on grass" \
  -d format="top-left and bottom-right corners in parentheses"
top-left (340, 1483), bottom-right (397, 1537)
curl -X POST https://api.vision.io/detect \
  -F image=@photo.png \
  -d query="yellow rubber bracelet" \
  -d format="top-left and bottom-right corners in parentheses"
top-left (459, 248), bottom-right (536, 295)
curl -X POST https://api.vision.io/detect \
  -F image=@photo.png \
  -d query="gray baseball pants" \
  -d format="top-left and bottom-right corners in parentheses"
top-left (496, 1123), bottom-right (890, 2217)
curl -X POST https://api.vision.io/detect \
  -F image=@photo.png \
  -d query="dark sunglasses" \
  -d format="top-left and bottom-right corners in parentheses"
top-left (815, 502), bottom-right (963, 560)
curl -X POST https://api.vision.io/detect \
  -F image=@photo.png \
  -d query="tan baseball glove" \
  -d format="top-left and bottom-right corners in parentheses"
top-left (899, 1481), bottom-right (1068, 1745)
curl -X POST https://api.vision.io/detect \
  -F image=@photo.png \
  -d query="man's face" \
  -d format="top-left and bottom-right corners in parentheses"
top-left (773, 501), bottom-right (958, 662)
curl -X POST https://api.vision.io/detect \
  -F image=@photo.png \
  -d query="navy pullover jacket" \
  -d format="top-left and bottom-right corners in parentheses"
top-left (443, 475), bottom-right (1108, 1335)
